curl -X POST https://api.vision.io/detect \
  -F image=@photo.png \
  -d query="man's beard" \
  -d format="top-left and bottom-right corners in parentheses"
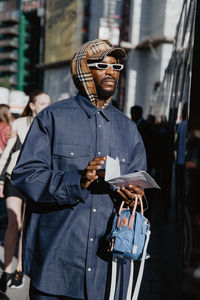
top-left (95, 78), bottom-right (117, 100)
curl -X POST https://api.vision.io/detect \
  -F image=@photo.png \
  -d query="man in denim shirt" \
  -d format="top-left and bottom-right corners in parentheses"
top-left (11, 39), bottom-right (146, 300)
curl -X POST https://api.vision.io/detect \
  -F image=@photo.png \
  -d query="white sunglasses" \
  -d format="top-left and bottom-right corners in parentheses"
top-left (88, 62), bottom-right (124, 71)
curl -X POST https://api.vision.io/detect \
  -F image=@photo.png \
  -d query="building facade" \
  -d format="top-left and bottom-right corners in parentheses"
top-left (0, 0), bottom-right (184, 114)
top-left (43, 0), bottom-right (183, 117)
top-left (123, 0), bottom-right (184, 118)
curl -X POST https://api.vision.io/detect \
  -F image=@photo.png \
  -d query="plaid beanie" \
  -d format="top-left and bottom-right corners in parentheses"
top-left (71, 39), bottom-right (126, 104)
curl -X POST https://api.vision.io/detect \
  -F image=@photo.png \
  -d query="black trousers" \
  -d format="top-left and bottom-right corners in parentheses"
top-left (29, 283), bottom-right (85, 300)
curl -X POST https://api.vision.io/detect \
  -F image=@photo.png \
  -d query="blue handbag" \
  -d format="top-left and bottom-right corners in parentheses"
top-left (108, 196), bottom-right (151, 300)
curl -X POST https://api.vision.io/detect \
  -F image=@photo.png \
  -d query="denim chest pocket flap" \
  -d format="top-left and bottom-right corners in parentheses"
top-left (111, 148), bottom-right (130, 164)
top-left (53, 144), bottom-right (90, 158)
top-left (111, 149), bottom-right (130, 175)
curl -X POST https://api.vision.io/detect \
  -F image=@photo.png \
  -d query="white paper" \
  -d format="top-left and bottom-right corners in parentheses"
top-left (105, 155), bottom-right (121, 181)
top-left (105, 156), bottom-right (160, 189)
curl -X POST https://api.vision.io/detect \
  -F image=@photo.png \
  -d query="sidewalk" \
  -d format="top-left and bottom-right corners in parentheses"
top-left (0, 245), bottom-right (30, 300)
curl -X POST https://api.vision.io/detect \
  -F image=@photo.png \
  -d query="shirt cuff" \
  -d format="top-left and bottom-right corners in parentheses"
top-left (65, 171), bottom-right (89, 203)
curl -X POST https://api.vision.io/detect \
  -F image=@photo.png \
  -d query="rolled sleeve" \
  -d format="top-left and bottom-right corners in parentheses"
top-left (65, 171), bottom-right (89, 203)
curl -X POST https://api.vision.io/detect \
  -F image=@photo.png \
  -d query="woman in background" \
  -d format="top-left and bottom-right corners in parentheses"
top-left (0, 104), bottom-right (13, 157)
top-left (0, 91), bottom-right (51, 292)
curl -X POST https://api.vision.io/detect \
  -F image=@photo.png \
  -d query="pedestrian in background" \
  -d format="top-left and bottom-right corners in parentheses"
top-left (0, 104), bottom-right (13, 158)
top-left (11, 39), bottom-right (146, 300)
top-left (175, 102), bottom-right (187, 222)
top-left (185, 129), bottom-right (200, 278)
top-left (130, 105), bottom-right (152, 172)
top-left (0, 90), bottom-right (51, 292)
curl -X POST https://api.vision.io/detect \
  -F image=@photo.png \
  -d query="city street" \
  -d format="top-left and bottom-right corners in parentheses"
top-left (0, 0), bottom-right (199, 299)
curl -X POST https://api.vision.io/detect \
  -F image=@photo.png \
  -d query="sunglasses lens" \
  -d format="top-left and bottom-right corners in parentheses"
top-left (97, 63), bottom-right (108, 69)
top-left (113, 64), bottom-right (123, 70)
top-left (92, 63), bottom-right (123, 70)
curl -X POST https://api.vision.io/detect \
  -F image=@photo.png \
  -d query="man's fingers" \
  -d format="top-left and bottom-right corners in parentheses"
top-left (88, 156), bottom-right (106, 166)
top-left (81, 174), bottom-right (98, 189)
top-left (117, 189), bottom-right (142, 208)
top-left (86, 175), bottom-right (98, 181)
top-left (81, 157), bottom-right (106, 189)
top-left (87, 165), bottom-right (101, 171)
top-left (117, 189), bottom-right (127, 200)
top-left (121, 188), bottom-right (136, 199)
top-left (86, 156), bottom-right (106, 173)
top-left (85, 170), bottom-right (98, 179)
top-left (117, 189), bottom-right (135, 201)
top-left (128, 185), bottom-right (144, 196)
top-left (94, 156), bottom-right (106, 161)
top-left (89, 159), bottom-right (105, 167)
top-left (84, 179), bottom-right (95, 189)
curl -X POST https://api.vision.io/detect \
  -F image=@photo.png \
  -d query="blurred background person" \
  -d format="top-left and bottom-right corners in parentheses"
top-left (0, 90), bottom-right (50, 292)
top-left (0, 104), bottom-right (13, 158)
top-left (130, 105), bottom-right (153, 174)
top-left (146, 114), bottom-right (157, 176)
top-left (175, 103), bottom-right (187, 222)
top-left (185, 129), bottom-right (200, 278)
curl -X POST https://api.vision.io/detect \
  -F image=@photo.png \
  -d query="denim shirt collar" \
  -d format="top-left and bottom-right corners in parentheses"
top-left (75, 93), bottom-right (112, 121)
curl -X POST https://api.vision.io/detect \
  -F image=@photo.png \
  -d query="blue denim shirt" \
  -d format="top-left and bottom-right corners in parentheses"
top-left (11, 94), bottom-right (146, 300)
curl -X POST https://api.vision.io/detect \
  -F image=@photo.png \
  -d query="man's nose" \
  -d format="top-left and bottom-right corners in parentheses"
top-left (105, 65), bottom-right (114, 75)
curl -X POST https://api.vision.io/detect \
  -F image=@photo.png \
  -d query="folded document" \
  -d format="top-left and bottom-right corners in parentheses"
top-left (105, 156), bottom-right (160, 189)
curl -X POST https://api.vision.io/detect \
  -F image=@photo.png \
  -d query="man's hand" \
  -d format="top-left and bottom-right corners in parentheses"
top-left (117, 184), bottom-right (144, 208)
top-left (80, 156), bottom-right (106, 189)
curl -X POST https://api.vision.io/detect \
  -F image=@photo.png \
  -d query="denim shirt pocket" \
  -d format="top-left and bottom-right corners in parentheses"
top-left (110, 148), bottom-right (130, 175)
top-left (53, 144), bottom-right (90, 172)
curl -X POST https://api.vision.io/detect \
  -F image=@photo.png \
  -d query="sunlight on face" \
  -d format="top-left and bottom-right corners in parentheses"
top-left (90, 56), bottom-right (120, 101)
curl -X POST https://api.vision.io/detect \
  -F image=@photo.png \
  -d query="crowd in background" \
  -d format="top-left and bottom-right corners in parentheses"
top-left (130, 105), bottom-right (175, 222)
top-left (130, 103), bottom-right (200, 282)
